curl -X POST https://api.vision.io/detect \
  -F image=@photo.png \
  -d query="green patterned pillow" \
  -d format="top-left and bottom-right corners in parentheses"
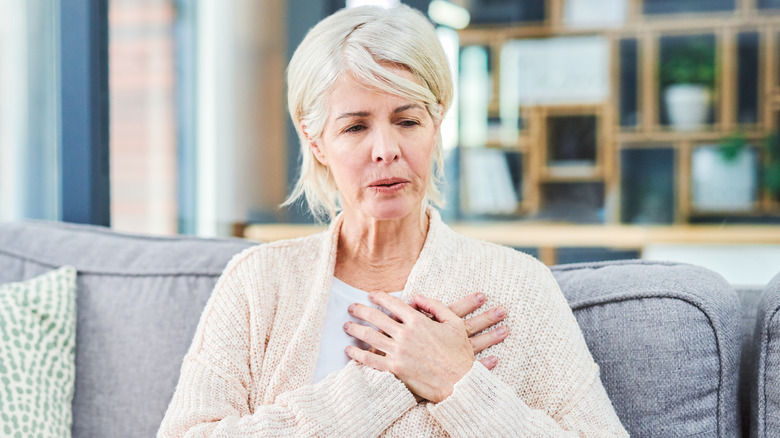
top-left (0, 266), bottom-right (77, 438)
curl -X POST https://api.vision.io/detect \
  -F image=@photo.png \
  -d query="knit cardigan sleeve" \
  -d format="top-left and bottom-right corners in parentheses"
top-left (157, 250), bottom-right (417, 438)
top-left (427, 264), bottom-right (628, 437)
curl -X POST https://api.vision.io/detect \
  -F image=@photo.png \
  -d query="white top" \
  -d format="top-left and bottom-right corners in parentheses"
top-left (312, 277), bottom-right (402, 384)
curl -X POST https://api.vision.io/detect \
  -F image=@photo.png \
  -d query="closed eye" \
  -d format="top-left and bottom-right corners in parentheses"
top-left (399, 119), bottom-right (421, 127)
top-left (344, 124), bottom-right (366, 133)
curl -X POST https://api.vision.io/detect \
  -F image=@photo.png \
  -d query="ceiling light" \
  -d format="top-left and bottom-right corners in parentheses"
top-left (428, 0), bottom-right (470, 29)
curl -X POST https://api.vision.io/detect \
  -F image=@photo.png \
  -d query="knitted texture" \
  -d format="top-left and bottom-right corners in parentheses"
top-left (158, 210), bottom-right (627, 437)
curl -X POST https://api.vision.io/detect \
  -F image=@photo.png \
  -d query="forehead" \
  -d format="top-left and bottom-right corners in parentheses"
top-left (327, 65), bottom-right (424, 116)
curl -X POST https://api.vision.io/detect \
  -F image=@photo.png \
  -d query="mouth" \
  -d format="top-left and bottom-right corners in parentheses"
top-left (369, 178), bottom-right (409, 188)
top-left (368, 178), bottom-right (410, 193)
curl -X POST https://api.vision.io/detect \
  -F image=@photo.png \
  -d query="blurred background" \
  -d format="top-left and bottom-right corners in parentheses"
top-left (1, 0), bottom-right (779, 283)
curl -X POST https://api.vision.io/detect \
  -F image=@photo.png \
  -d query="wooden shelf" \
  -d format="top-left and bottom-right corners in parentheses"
top-left (459, 10), bottom-right (780, 42)
top-left (456, 0), bottom-right (780, 225)
top-left (245, 222), bottom-right (780, 247)
top-left (244, 222), bottom-right (780, 265)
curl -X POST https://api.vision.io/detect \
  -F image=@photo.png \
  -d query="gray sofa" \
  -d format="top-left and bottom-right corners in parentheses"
top-left (0, 220), bottom-right (776, 437)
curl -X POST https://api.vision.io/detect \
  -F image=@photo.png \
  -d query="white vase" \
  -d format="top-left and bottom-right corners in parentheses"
top-left (692, 145), bottom-right (757, 212)
top-left (664, 84), bottom-right (710, 131)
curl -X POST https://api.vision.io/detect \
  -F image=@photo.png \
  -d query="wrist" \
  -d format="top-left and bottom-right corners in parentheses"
top-left (431, 360), bottom-right (473, 403)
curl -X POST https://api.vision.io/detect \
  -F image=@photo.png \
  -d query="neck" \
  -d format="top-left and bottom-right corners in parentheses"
top-left (334, 206), bottom-right (429, 291)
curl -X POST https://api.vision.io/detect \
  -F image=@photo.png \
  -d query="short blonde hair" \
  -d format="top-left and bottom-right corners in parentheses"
top-left (283, 5), bottom-right (453, 221)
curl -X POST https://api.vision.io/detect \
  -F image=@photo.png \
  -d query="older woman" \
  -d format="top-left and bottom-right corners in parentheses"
top-left (159, 5), bottom-right (627, 437)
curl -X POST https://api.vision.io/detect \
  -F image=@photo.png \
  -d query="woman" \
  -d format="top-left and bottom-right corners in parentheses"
top-left (159, 5), bottom-right (627, 437)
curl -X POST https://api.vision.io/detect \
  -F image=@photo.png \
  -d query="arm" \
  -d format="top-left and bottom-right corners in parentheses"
top-left (158, 252), bottom-right (417, 438)
top-left (429, 267), bottom-right (626, 437)
top-left (161, 356), bottom-right (415, 438)
top-left (427, 354), bottom-right (625, 437)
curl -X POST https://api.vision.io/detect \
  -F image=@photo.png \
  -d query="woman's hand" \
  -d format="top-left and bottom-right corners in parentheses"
top-left (446, 292), bottom-right (508, 369)
top-left (368, 293), bottom-right (508, 368)
top-left (344, 293), bottom-right (508, 403)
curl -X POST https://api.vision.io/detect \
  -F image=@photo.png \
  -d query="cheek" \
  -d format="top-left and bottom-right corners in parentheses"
top-left (410, 134), bottom-right (437, 178)
top-left (327, 144), bottom-right (365, 187)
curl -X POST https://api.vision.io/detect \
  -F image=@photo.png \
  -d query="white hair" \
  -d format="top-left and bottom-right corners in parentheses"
top-left (283, 5), bottom-right (453, 221)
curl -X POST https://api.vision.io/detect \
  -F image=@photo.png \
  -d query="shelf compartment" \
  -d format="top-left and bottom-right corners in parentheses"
top-left (621, 147), bottom-right (676, 224)
top-left (690, 144), bottom-right (761, 213)
top-left (536, 182), bottom-right (605, 224)
top-left (737, 31), bottom-right (760, 125)
top-left (465, 0), bottom-right (545, 25)
top-left (546, 114), bottom-right (598, 165)
top-left (619, 38), bottom-right (640, 127)
top-left (658, 34), bottom-right (718, 130)
top-left (460, 148), bottom-right (523, 217)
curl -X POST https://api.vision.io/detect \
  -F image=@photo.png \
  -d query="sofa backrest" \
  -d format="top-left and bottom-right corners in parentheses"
top-left (750, 271), bottom-right (780, 438)
top-left (0, 222), bottom-right (749, 437)
top-left (0, 221), bottom-right (253, 438)
top-left (552, 260), bottom-right (742, 437)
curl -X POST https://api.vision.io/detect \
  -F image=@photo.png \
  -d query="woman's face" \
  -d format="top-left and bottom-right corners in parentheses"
top-left (310, 66), bottom-right (440, 222)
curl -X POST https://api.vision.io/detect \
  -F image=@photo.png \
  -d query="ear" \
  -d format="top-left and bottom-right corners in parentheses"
top-left (301, 124), bottom-right (327, 166)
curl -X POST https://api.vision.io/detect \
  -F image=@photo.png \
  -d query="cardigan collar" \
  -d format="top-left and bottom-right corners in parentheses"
top-left (322, 206), bottom-right (446, 299)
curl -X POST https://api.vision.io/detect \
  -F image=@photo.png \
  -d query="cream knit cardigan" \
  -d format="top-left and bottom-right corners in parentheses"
top-left (158, 209), bottom-right (628, 437)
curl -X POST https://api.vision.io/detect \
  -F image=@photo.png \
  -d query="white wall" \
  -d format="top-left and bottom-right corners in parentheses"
top-left (643, 244), bottom-right (780, 286)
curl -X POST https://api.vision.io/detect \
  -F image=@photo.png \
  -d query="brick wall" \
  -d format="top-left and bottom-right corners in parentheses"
top-left (109, 0), bottom-right (177, 235)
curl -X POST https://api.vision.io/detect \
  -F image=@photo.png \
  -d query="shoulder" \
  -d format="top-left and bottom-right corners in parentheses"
top-left (425, 221), bottom-right (562, 312)
top-left (197, 231), bottom-right (330, 335)
top-left (436, 222), bottom-right (554, 284)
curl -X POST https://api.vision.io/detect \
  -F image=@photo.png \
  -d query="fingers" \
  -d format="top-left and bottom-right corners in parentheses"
top-left (368, 346), bottom-right (386, 357)
top-left (345, 345), bottom-right (389, 372)
top-left (344, 321), bottom-right (394, 352)
top-left (463, 306), bottom-right (506, 336)
top-left (367, 292), bottom-right (418, 322)
top-left (410, 295), bottom-right (458, 324)
top-left (469, 326), bottom-right (509, 354)
top-left (448, 293), bottom-right (486, 318)
top-left (349, 303), bottom-right (400, 335)
top-left (479, 356), bottom-right (499, 370)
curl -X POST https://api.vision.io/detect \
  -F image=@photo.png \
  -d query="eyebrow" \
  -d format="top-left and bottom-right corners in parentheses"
top-left (393, 103), bottom-right (424, 114)
top-left (335, 103), bottom-right (424, 121)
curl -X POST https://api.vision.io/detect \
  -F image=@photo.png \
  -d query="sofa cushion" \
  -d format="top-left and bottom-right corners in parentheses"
top-left (552, 260), bottom-right (741, 437)
top-left (0, 266), bottom-right (77, 437)
top-left (0, 221), bottom-right (254, 438)
top-left (751, 271), bottom-right (780, 437)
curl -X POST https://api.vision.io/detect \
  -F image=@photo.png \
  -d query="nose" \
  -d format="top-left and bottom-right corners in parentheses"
top-left (371, 125), bottom-right (400, 163)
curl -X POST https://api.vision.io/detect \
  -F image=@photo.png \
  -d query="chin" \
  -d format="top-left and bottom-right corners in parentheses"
top-left (362, 198), bottom-right (419, 222)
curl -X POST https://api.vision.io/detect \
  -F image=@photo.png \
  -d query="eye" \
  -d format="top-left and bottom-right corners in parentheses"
top-left (399, 119), bottom-right (421, 127)
top-left (344, 124), bottom-right (365, 133)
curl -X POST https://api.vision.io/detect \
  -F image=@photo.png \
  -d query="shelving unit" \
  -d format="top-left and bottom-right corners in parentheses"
top-left (457, 0), bottom-right (780, 225)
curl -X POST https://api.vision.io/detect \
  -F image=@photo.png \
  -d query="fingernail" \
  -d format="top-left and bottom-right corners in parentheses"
top-left (496, 326), bottom-right (508, 337)
top-left (476, 293), bottom-right (485, 303)
top-left (348, 304), bottom-right (355, 313)
top-left (493, 308), bottom-right (506, 319)
top-left (343, 322), bottom-right (350, 331)
top-left (489, 356), bottom-right (498, 365)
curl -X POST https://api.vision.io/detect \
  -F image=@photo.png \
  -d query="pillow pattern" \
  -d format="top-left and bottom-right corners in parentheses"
top-left (0, 266), bottom-right (77, 437)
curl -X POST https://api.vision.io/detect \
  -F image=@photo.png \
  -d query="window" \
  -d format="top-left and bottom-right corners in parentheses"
top-left (0, 1), bottom-right (60, 222)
